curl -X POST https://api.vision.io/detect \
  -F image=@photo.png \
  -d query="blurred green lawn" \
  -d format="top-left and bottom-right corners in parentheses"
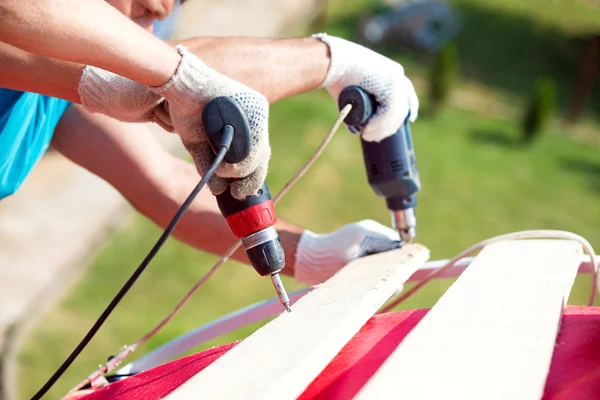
top-left (17, 1), bottom-right (600, 398)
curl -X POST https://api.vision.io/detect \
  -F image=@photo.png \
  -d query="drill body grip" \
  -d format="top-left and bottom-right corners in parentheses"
top-left (338, 86), bottom-right (421, 211)
top-left (216, 183), bottom-right (277, 238)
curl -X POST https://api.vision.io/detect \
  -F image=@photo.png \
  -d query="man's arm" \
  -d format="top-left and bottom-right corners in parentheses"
top-left (0, 42), bottom-right (82, 103)
top-left (50, 105), bottom-right (304, 274)
top-left (0, 0), bottom-right (180, 86)
top-left (0, 35), bottom-right (329, 105)
top-left (172, 36), bottom-right (330, 103)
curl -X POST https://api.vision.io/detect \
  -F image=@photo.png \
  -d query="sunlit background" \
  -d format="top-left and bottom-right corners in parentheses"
top-left (6, 0), bottom-right (600, 398)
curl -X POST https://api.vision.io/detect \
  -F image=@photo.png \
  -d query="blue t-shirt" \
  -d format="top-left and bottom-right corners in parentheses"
top-left (0, 1), bottom-right (181, 200)
top-left (0, 90), bottom-right (70, 199)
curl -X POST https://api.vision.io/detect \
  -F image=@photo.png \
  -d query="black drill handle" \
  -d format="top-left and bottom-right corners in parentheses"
top-left (201, 96), bottom-right (273, 212)
top-left (338, 86), bottom-right (420, 210)
top-left (338, 85), bottom-right (378, 127)
top-left (202, 97), bottom-right (252, 164)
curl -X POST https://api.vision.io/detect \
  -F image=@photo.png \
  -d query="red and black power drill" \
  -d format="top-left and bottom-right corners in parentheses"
top-left (202, 97), bottom-right (291, 312)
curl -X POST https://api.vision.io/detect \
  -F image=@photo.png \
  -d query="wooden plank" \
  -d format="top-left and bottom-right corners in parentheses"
top-left (165, 244), bottom-right (430, 400)
top-left (356, 240), bottom-right (582, 400)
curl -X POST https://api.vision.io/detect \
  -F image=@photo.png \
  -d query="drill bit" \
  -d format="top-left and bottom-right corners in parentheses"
top-left (270, 273), bottom-right (291, 312)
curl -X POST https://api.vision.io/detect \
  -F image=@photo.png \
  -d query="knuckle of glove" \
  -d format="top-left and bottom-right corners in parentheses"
top-left (207, 175), bottom-right (230, 196)
top-left (182, 140), bottom-right (212, 173)
top-left (152, 101), bottom-right (175, 132)
top-left (183, 140), bottom-right (230, 195)
top-left (355, 219), bottom-right (401, 242)
top-left (333, 220), bottom-right (378, 244)
top-left (359, 68), bottom-right (412, 142)
top-left (229, 145), bottom-right (270, 200)
top-left (405, 76), bottom-right (420, 123)
top-left (230, 168), bottom-right (266, 200)
top-left (217, 140), bottom-right (270, 178)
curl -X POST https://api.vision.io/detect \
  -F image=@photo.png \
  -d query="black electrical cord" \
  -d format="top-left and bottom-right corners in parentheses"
top-left (31, 138), bottom-right (231, 400)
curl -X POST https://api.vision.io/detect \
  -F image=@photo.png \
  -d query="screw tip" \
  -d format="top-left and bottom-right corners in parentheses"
top-left (285, 303), bottom-right (292, 313)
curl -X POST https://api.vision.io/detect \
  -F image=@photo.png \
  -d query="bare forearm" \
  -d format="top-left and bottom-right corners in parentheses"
top-left (173, 36), bottom-right (330, 103)
top-left (0, 0), bottom-right (179, 86)
top-left (0, 41), bottom-right (82, 103)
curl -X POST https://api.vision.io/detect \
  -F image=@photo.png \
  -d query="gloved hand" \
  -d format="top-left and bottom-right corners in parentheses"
top-left (151, 45), bottom-right (271, 199)
top-left (313, 33), bottom-right (419, 142)
top-left (294, 219), bottom-right (402, 286)
top-left (78, 66), bottom-right (168, 126)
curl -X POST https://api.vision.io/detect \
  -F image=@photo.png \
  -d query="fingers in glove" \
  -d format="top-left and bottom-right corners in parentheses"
top-left (153, 113), bottom-right (175, 132)
top-left (360, 92), bottom-right (409, 142)
top-left (355, 220), bottom-right (402, 257)
top-left (356, 219), bottom-right (401, 240)
top-left (359, 236), bottom-right (402, 257)
top-left (404, 76), bottom-right (419, 123)
top-left (182, 140), bottom-right (230, 195)
top-left (207, 175), bottom-right (231, 195)
top-left (153, 100), bottom-right (175, 132)
top-left (229, 152), bottom-right (269, 200)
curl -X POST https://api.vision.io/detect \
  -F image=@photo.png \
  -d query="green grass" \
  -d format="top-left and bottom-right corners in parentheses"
top-left (17, 1), bottom-right (600, 398)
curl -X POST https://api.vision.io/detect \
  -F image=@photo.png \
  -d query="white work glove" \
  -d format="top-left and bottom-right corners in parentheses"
top-left (78, 66), bottom-right (168, 126)
top-left (151, 45), bottom-right (270, 199)
top-left (294, 220), bottom-right (402, 286)
top-left (314, 33), bottom-right (419, 142)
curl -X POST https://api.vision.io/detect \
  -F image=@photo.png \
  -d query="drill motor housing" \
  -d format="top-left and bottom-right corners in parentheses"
top-left (338, 86), bottom-right (421, 242)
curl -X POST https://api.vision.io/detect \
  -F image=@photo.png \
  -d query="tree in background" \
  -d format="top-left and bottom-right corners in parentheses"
top-left (471, 1), bottom-right (599, 125)
top-left (522, 77), bottom-right (557, 144)
top-left (566, 35), bottom-right (599, 124)
top-left (428, 42), bottom-right (458, 115)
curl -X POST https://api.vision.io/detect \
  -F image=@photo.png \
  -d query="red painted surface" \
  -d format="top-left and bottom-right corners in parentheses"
top-left (225, 200), bottom-right (276, 238)
top-left (79, 343), bottom-right (238, 400)
top-left (80, 306), bottom-right (600, 400)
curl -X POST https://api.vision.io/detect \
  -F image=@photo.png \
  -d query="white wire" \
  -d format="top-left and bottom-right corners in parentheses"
top-left (381, 230), bottom-right (598, 313)
top-left (64, 104), bottom-right (354, 396)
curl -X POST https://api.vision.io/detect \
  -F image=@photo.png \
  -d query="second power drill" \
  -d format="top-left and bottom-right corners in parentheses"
top-left (338, 86), bottom-right (421, 243)
top-left (202, 97), bottom-right (291, 312)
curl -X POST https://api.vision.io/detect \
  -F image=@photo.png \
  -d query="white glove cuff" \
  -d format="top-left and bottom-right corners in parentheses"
top-left (312, 33), bottom-right (346, 88)
top-left (78, 66), bottom-right (162, 121)
top-left (79, 67), bottom-right (113, 113)
top-left (151, 45), bottom-right (216, 111)
top-left (294, 229), bottom-right (338, 286)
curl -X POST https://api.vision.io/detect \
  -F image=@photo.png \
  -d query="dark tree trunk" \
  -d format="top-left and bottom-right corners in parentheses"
top-left (566, 35), bottom-right (599, 124)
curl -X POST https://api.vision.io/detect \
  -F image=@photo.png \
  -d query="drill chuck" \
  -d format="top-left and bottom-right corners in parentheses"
top-left (392, 208), bottom-right (416, 242)
top-left (338, 86), bottom-right (421, 243)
